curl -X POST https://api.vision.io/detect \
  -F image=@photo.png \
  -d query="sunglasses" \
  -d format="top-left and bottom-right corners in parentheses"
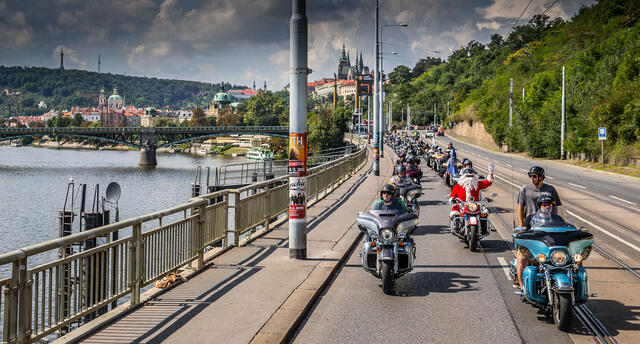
top-left (381, 191), bottom-right (392, 195)
top-left (541, 202), bottom-right (553, 207)
top-left (528, 175), bottom-right (539, 179)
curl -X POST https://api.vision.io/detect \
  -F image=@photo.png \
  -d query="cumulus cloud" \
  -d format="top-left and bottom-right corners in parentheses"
top-left (0, 1), bottom-right (34, 49)
top-left (476, 21), bottom-right (502, 30)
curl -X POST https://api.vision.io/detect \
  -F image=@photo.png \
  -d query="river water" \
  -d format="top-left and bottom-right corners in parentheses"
top-left (0, 146), bottom-right (246, 263)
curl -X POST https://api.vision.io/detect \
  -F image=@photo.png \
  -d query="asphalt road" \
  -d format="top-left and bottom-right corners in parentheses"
top-left (291, 162), bottom-right (576, 344)
top-left (432, 134), bottom-right (640, 269)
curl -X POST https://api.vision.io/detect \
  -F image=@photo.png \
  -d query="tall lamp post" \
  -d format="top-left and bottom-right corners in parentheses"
top-left (379, 23), bottom-right (407, 156)
top-left (373, 0), bottom-right (380, 176)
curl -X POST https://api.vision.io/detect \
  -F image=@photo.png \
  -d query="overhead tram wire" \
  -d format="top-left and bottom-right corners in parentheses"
top-left (541, 0), bottom-right (560, 16)
top-left (506, 0), bottom-right (536, 38)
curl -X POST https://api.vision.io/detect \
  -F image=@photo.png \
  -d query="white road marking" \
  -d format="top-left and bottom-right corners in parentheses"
top-left (496, 257), bottom-right (512, 281)
top-left (609, 195), bottom-right (637, 206)
top-left (566, 210), bottom-right (640, 253)
top-left (568, 183), bottom-right (587, 189)
top-left (519, 168), bottom-right (528, 172)
top-left (505, 164), bottom-right (512, 168)
top-left (546, 176), bottom-right (555, 180)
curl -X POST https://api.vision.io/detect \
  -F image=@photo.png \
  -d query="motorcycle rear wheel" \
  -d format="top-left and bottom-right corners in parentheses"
top-left (553, 292), bottom-right (572, 331)
top-left (469, 226), bottom-right (478, 252)
top-left (381, 261), bottom-right (394, 294)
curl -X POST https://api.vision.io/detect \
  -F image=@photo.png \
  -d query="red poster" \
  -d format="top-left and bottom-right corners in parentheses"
top-left (289, 133), bottom-right (307, 219)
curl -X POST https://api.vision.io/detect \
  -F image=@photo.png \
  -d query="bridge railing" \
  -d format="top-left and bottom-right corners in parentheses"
top-left (0, 133), bottom-right (368, 343)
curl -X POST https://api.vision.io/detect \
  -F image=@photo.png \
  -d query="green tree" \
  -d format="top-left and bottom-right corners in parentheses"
top-left (217, 105), bottom-right (244, 126)
top-left (71, 113), bottom-right (84, 127)
top-left (189, 106), bottom-right (208, 126)
top-left (389, 65), bottom-right (412, 85)
top-left (243, 91), bottom-right (286, 126)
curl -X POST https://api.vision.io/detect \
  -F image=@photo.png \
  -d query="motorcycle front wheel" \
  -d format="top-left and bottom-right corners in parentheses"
top-left (553, 292), bottom-right (573, 331)
top-left (381, 261), bottom-right (394, 294)
top-left (469, 226), bottom-right (478, 252)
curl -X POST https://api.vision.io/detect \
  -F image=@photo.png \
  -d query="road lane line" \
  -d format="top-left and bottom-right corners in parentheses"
top-left (609, 195), bottom-right (637, 206)
top-left (519, 168), bottom-right (528, 172)
top-left (566, 210), bottom-right (640, 253)
top-left (546, 176), bottom-right (555, 180)
top-left (496, 257), bottom-right (512, 281)
top-left (505, 164), bottom-right (512, 168)
top-left (569, 183), bottom-right (587, 189)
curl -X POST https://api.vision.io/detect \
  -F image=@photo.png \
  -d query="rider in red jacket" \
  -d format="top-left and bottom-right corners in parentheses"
top-left (449, 162), bottom-right (495, 219)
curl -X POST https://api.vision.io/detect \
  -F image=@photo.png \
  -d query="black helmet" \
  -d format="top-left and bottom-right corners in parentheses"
top-left (460, 168), bottom-right (477, 176)
top-left (528, 166), bottom-right (545, 179)
top-left (444, 148), bottom-right (451, 154)
top-left (462, 158), bottom-right (472, 167)
top-left (380, 184), bottom-right (395, 198)
top-left (395, 165), bottom-right (406, 175)
top-left (536, 194), bottom-right (555, 206)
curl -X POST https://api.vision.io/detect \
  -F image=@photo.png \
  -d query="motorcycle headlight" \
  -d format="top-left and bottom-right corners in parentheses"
top-left (551, 250), bottom-right (569, 266)
top-left (398, 230), bottom-right (407, 239)
top-left (468, 202), bottom-right (479, 212)
top-left (368, 230), bottom-right (378, 239)
top-left (380, 229), bottom-right (395, 241)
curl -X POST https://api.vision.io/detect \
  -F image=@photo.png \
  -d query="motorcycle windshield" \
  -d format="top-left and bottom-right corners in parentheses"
top-left (530, 210), bottom-right (574, 230)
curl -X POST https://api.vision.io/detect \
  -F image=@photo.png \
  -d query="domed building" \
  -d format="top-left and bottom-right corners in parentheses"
top-left (108, 86), bottom-right (124, 109)
top-left (207, 91), bottom-right (236, 118)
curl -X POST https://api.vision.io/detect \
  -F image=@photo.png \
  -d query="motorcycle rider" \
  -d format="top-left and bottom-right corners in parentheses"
top-left (515, 166), bottom-right (562, 289)
top-left (372, 184), bottom-right (408, 212)
top-left (449, 165), bottom-right (495, 231)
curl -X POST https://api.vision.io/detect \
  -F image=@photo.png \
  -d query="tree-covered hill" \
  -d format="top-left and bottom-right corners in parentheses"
top-left (0, 65), bottom-right (245, 117)
top-left (388, 0), bottom-right (640, 160)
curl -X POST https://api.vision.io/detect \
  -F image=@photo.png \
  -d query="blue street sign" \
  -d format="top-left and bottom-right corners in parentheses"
top-left (598, 127), bottom-right (606, 141)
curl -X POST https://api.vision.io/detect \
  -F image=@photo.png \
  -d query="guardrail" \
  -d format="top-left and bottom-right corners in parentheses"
top-left (0, 133), bottom-right (368, 343)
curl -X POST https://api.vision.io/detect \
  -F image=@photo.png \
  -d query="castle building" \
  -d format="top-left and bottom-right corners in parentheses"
top-left (337, 45), bottom-right (369, 80)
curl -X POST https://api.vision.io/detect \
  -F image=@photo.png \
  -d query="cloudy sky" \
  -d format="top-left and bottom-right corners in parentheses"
top-left (1, 0), bottom-right (595, 90)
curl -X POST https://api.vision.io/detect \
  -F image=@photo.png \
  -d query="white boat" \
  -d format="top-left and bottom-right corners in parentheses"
top-left (10, 140), bottom-right (22, 147)
top-left (246, 147), bottom-right (275, 160)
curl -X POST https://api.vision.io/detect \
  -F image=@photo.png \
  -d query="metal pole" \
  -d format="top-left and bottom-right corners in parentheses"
top-left (601, 140), bottom-right (604, 168)
top-left (561, 66), bottom-right (566, 160)
top-left (433, 103), bottom-right (436, 126)
top-left (447, 100), bottom-right (450, 119)
top-left (373, 0), bottom-right (380, 176)
top-left (522, 87), bottom-right (525, 102)
top-left (289, 0), bottom-right (308, 259)
top-left (389, 100), bottom-right (392, 130)
top-left (379, 40), bottom-right (384, 157)
top-left (367, 96), bottom-right (370, 138)
top-left (509, 78), bottom-right (513, 128)
top-left (407, 105), bottom-right (410, 128)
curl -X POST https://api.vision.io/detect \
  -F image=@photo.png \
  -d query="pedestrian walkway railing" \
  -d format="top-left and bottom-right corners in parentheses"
top-left (0, 133), bottom-right (368, 343)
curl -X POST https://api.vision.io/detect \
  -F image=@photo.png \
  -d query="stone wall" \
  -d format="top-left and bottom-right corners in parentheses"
top-left (446, 121), bottom-right (503, 151)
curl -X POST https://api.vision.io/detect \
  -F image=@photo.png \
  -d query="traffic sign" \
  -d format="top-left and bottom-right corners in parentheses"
top-left (598, 127), bottom-right (607, 141)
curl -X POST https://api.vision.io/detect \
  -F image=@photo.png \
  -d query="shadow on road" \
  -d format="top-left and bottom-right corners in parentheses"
top-left (585, 299), bottom-right (640, 335)
top-left (393, 271), bottom-right (480, 296)
top-left (414, 224), bottom-right (448, 236)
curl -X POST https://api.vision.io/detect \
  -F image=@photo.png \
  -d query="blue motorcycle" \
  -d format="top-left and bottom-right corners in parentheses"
top-left (510, 211), bottom-right (594, 331)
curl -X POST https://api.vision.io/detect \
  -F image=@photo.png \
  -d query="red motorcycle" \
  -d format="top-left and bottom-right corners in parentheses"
top-left (448, 197), bottom-right (491, 252)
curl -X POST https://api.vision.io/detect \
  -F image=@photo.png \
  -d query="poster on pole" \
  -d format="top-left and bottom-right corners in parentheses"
top-left (289, 133), bottom-right (308, 219)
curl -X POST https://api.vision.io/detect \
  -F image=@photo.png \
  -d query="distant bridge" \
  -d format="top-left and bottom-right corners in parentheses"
top-left (0, 126), bottom-right (289, 165)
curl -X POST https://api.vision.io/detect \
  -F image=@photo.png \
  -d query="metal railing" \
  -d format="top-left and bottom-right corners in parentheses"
top-left (0, 133), bottom-right (368, 343)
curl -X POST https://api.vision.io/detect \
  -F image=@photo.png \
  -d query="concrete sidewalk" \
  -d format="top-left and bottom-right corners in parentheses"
top-left (70, 150), bottom-right (393, 344)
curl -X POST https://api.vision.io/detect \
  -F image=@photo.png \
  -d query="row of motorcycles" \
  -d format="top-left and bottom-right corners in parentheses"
top-left (356, 134), bottom-right (424, 294)
top-left (355, 130), bottom-right (594, 332)
top-left (424, 144), bottom-right (493, 252)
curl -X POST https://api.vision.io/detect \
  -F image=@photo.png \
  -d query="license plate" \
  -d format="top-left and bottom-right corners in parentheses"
top-left (469, 217), bottom-right (478, 225)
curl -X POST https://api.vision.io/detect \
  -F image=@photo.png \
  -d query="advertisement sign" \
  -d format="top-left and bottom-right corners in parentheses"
top-left (289, 133), bottom-right (308, 219)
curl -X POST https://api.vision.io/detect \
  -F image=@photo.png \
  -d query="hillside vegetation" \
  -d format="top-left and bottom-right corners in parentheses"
top-left (388, 0), bottom-right (640, 160)
top-left (0, 66), bottom-right (244, 116)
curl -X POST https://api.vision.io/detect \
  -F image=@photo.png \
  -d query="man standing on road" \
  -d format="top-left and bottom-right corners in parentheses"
top-left (514, 166), bottom-right (562, 289)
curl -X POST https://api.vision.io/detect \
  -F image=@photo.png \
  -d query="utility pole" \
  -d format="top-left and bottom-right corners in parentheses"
top-left (434, 102), bottom-right (437, 126)
top-left (98, 54), bottom-right (101, 73)
top-left (509, 78), bottom-right (513, 128)
top-left (561, 66), bottom-right (566, 160)
top-left (388, 101), bottom-right (392, 130)
top-left (447, 100), bottom-right (450, 119)
top-left (407, 105), bottom-right (411, 128)
top-left (372, 0), bottom-right (380, 176)
top-left (522, 87), bottom-right (525, 102)
top-left (288, 0), bottom-right (309, 259)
